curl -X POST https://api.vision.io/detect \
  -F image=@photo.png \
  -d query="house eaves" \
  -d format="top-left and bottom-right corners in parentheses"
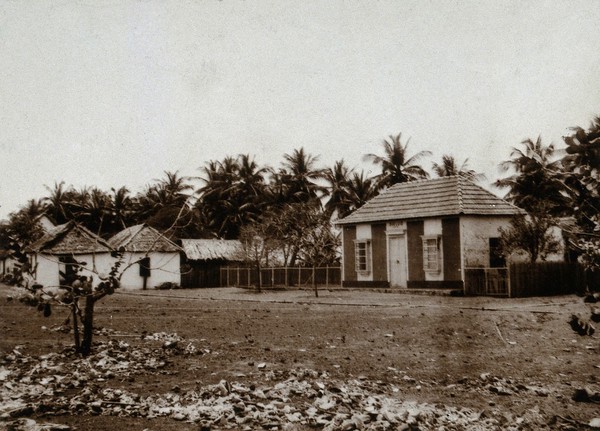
top-left (336, 176), bottom-right (524, 226)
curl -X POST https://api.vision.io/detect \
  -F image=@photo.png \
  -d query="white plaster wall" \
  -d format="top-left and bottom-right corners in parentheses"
top-left (460, 216), bottom-right (509, 267)
top-left (118, 252), bottom-right (181, 290)
top-left (461, 216), bottom-right (566, 266)
top-left (423, 219), bottom-right (444, 281)
top-left (355, 224), bottom-right (372, 282)
top-left (34, 254), bottom-right (60, 289)
top-left (2, 257), bottom-right (19, 275)
top-left (32, 253), bottom-right (114, 292)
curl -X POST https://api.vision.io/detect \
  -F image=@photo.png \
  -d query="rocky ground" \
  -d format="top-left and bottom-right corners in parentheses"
top-left (0, 285), bottom-right (599, 430)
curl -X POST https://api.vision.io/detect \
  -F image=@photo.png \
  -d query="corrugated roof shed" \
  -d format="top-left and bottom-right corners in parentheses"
top-left (181, 239), bottom-right (243, 261)
top-left (109, 224), bottom-right (181, 253)
top-left (337, 176), bottom-right (523, 225)
top-left (26, 222), bottom-right (112, 255)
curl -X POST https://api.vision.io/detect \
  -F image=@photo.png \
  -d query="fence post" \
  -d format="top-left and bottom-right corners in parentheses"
top-left (484, 269), bottom-right (488, 295)
top-left (326, 266), bottom-right (329, 288)
top-left (507, 265), bottom-right (512, 298)
top-left (285, 266), bottom-right (288, 288)
top-left (272, 267), bottom-right (275, 288)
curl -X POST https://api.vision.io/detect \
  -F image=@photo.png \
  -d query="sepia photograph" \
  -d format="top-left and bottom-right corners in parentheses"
top-left (1, 1), bottom-right (599, 429)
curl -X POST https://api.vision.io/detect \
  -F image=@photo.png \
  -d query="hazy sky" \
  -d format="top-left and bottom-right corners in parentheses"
top-left (1, 0), bottom-right (599, 219)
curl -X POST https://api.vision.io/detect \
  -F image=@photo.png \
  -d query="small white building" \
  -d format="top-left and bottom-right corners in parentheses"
top-left (26, 222), bottom-right (114, 290)
top-left (108, 224), bottom-right (182, 290)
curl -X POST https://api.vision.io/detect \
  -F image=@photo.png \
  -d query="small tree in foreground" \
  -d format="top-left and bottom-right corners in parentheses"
top-left (18, 250), bottom-right (124, 357)
top-left (15, 207), bottom-right (189, 357)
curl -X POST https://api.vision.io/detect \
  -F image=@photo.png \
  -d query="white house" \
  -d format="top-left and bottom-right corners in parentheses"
top-left (108, 224), bottom-right (182, 290)
top-left (26, 222), bottom-right (114, 290)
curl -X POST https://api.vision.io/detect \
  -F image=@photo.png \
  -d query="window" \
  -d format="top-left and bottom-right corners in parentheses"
top-left (422, 236), bottom-right (441, 273)
top-left (489, 238), bottom-right (506, 268)
top-left (354, 240), bottom-right (371, 274)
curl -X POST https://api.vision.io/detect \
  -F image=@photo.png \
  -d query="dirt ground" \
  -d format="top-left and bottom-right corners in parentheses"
top-left (1, 284), bottom-right (599, 430)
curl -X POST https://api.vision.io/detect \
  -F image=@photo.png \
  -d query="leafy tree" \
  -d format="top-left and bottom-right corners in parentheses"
top-left (495, 137), bottom-right (566, 216)
top-left (432, 155), bottom-right (484, 181)
top-left (364, 133), bottom-right (431, 190)
top-left (560, 117), bottom-right (600, 275)
top-left (498, 211), bottom-right (562, 264)
top-left (240, 203), bottom-right (340, 296)
top-left (0, 199), bottom-right (47, 266)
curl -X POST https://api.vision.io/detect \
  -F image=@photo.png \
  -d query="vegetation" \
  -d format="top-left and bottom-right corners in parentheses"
top-left (498, 212), bottom-right (562, 264)
top-left (363, 133), bottom-right (431, 190)
top-left (1, 116), bottom-right (599, 359)
top-left (493, 118), bottom-right (600, 274)
top-left (432, 155), bottom-right (484, 181)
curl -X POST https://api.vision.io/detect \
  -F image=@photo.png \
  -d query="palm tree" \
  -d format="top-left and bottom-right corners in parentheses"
top-left (196, 155), bottom-right (269, 239)
top-left (44, 181), bottom-right (74, 224)
top-left (72, 187), bottom-right (111, 235)
top-left (279, 147), bottom-right (326, 205)
top-left (364, 133), bottom-right (431, 190)
top-left (432, 155), bottom-right (485, 181)
top-left (346, 171), bottom-right (379, 214)
top-left (323, 160), bottom-right (352, 218)
top-left (109, 186), bottom-right (135, 231)
top-left (495, 137), bottom-right (566, 215)
top-left (137, 171), bottom-right (193, 222)
top-left (157, 171), bottom-right (193, 207)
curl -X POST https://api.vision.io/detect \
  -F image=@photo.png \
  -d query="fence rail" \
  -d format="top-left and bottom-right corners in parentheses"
top-left (221, 266), bottom-right (341, 289)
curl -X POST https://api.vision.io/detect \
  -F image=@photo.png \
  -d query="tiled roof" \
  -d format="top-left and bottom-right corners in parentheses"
top-left (181, 239), bottom-right (243, 261)
top-left (337, 176), bottom-right (523, 225)
top-left (109, 224), bottom-right (181, 253)
top-left (26, 222), bottom-right (112, 255)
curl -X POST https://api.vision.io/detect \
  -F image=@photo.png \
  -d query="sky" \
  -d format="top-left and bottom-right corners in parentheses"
top-left (1, 0), bottom-right (599, 220)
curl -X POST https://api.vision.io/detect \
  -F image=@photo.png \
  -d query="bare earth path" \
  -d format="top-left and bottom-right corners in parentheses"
top-left (1, 284), bottom-right (598, 430)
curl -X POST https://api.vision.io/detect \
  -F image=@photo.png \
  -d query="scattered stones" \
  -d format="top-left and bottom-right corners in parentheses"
top-left (0, 332), bottom-right (596, 430)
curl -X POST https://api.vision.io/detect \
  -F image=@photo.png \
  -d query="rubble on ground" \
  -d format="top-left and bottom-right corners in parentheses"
top-left (1, 333), bottom-right (598, 430)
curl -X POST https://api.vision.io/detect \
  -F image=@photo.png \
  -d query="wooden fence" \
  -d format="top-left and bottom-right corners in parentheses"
top-left (465, 262), bottom-right (594, 297)
top-left (464, 267), bottom-right (510, 296)
top-left (220, 266), bottom-right (342, 289)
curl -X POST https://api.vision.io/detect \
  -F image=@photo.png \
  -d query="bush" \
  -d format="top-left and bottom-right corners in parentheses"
top-left (155, 282), bottom-right (180, 290)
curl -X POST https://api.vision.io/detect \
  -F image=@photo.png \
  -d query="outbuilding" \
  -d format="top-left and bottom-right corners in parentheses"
top-left (336, 176), bottom-right (524, 290)
top-left (108, 224), bottom-right (182, 290)
top-left (26, 222), bottom-right (114, 289)
top-left (180, 239), bottom-right (243, 287)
